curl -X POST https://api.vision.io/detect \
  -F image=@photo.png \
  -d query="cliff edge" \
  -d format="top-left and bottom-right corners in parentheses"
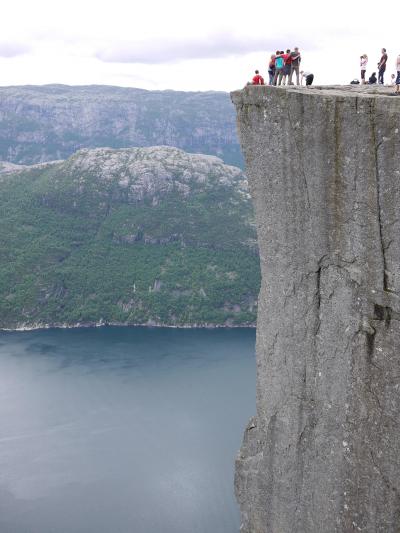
top-left (231, 85), bottom-right (400, 533)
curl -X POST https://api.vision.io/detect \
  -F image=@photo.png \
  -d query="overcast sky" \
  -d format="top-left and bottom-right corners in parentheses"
top-left (1, 0), bottom-right (399, 91)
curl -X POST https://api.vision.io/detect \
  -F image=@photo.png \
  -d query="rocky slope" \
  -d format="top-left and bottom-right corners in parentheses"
top-left (232, 85), bottom-right (400, 532)
top-left (0, 85), bottom-right (242, 167)
top-left (0, 146), bottom-right (259, 329)
top-left (0, 160), bottom-right (60, 175)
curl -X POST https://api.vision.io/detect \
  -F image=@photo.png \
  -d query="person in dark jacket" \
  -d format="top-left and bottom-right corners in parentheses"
top-left (368, 72), bottom-right (377, 84)
top-left (300, 70), bottom-right (314, 86)
top-left (377, 48), bottom-right (388, 84)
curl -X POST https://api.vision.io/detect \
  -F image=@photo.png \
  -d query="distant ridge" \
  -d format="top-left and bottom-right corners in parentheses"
top-left (0, 84), bottom-right (242, 167)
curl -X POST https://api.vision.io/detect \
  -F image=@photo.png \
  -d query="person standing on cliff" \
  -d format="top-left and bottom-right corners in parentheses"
top-left (395, 55), bottom-right (400, 94)
top-left (281, 49), bottom-right (292, 86)
top-left (360, 54), bottom-right (368, 84)
top-left (268, 54), bottom-right (276, 85)
top-left (288, 47), bottom-right (301, 85)
top-left (378, 48), bottom-right (388, 84)
top-left (273, 51), bottom-right (285, 85)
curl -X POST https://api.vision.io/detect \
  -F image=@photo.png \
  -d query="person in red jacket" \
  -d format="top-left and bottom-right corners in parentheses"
top-left (282, 49), bottom-right (292, 86)
top-left (252, 70), bottom-right (265, 85)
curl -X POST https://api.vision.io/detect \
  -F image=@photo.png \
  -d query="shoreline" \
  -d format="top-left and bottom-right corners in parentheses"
top-left (0, 320), bottom-right (256, 333)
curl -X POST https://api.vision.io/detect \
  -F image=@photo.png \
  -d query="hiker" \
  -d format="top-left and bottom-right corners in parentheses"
top-left (360, 54), bottom-right (368, 84)
top-left (288, 47), bottom-right (301, 85)
top-left (282, 49), bottom-right (292, 86)
top-left (368, 72), bottom-right (377, 84)
top-left (378, 48), bottom-right (388, 84)
top-left (273, 51), bottom-right (285, 86)
top-left (268, 54), bottom-right (276, 85)
top-left (300, 71), bottom-right (314, 86)
top-left (395, 55), bottom-right (400, 94)
top-left (252, 70), bottom-right (265, 85)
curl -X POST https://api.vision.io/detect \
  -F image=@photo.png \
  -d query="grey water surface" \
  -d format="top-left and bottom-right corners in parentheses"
top-left (0, 327), bottom-right (255, 533)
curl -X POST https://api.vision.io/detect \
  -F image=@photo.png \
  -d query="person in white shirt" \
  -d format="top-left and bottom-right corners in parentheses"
top-left (395, 55), bottom-right (400, 94)
top-left (360, 54), bottom-right (368, 84)
top-left (300, 71), bottom-right (314, 86)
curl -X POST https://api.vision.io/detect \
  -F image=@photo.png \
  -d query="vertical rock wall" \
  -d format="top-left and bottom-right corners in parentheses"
top-left (231, 86), bottom-right (400, 533)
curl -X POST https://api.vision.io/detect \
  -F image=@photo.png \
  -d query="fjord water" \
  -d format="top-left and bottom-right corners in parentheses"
top-left (0, 327), bottom-right (255, 533)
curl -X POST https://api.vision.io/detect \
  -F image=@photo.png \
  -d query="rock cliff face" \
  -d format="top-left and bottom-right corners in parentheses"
top-left (0, 85), bottom-right (241, 167)
top-left (231, 85), bottom-right (400, 532)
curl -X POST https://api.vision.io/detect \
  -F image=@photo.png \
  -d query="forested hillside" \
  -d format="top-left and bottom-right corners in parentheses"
top-left (0, 147), bottom-right (259, 328)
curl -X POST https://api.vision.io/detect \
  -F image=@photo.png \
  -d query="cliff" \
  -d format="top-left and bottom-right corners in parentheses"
top-left (0, 85), bottom-right (242, 167)
top-left (0, 146), bottom-right (259, 329)
top-left (231, 85), bottom-right (400, 532)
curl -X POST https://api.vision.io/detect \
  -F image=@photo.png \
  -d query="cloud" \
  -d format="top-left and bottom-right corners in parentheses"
top-left (0, 42), bottom-right (30, 58)
top-left (96, 33), bottom-right (315, 64)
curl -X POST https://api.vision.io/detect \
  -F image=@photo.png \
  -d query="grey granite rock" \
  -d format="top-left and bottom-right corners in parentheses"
top-left (231, 85), bottom-right (400, 532)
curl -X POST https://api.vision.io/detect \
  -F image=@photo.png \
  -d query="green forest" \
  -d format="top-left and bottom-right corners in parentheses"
top-left (0, 147), bottom-right (260, 328)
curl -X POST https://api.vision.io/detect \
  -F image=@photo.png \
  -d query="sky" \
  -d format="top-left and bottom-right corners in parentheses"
top-left (1, 0), bottom-right (399, 92)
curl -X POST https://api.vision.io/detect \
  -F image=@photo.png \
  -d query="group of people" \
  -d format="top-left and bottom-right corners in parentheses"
top-left (358, 48), bottom-right (400, 94)
top-left (247, 46), bottom-right (400, 94)
top-left (267, 48), bottom-right (311, 86)
top-left (249, 47), bottom-right (314, 87)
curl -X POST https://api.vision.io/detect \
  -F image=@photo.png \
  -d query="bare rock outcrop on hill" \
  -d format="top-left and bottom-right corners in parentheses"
top-left (231, 85), bottom-right (400, 532)
top-left (0, 146), bottom-right (259, 329)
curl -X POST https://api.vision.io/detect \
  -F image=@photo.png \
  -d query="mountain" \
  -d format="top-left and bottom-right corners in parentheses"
top-left (0, 146), bottom-right (259, 329)
top-left (0, 85), bottom-right (242, 167)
